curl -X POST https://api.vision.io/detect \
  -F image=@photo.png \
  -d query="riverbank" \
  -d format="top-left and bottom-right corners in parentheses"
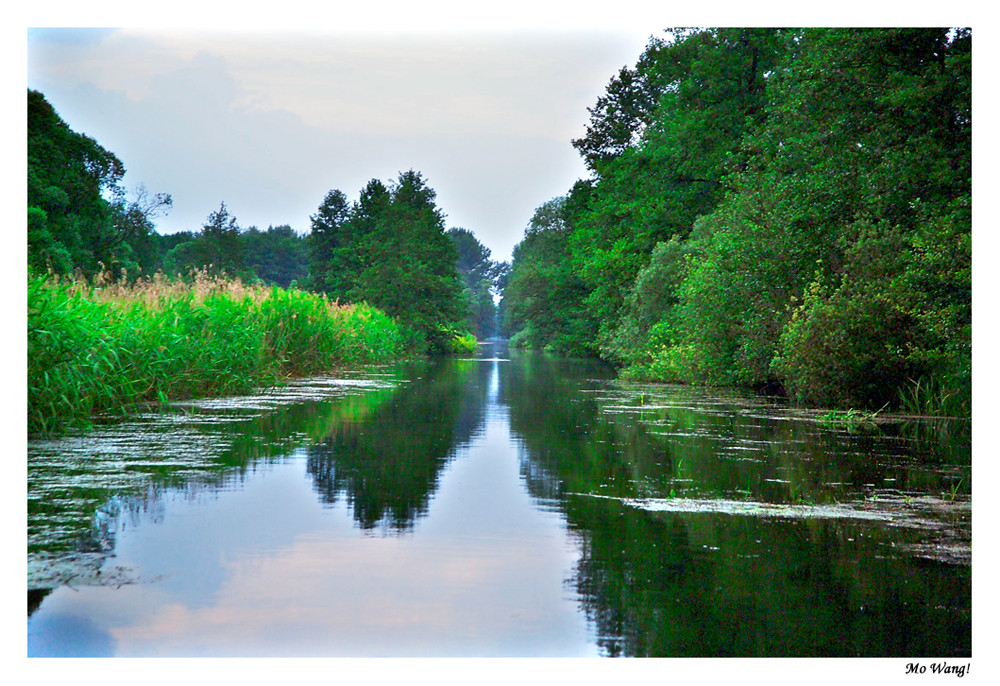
top-left (28, 271), bottom-right (407, 435)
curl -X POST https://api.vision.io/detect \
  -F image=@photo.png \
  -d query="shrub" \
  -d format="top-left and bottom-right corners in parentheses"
top-left (774, 211), bottom-right (970, 415)
top-left (774, 276), bottom-right (922, 409)
top-left (438, 330), bottom-right (479, 355)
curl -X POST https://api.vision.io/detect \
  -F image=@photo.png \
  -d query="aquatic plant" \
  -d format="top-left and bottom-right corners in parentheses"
top-left (898, 375), bottom-right (969, 418)
top-left (818, 405), bottom-right (886, 433)
top-left (27, 270), bottom-right (405, 435)
top-left (945, 477), bottom-right (965, 502)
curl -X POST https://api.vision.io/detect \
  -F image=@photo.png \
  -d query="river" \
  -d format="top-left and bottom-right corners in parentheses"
top-left (27, 341), bottom-right (971, 657)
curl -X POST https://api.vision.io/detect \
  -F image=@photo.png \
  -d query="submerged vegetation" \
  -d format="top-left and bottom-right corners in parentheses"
top-left (28, 270), bottom-right (404, 435)
top-left (501, 28), bottom-right (971, 417)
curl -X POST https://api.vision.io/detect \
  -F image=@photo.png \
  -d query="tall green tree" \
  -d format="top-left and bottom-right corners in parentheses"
top-left (28, 89), bottom-right (123, 275)
top-left (308, 189), bottom-right (352, 294)
top-left (28, 90), bottom-right (171, 278)
top-left (309, 171), bottom-right (471, 352)
top-left (569, 29), bottom-right (790, 355)
top-left (201, 202), bottom-right (242, 274)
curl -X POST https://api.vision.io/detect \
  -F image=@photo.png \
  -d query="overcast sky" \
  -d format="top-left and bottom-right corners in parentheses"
top-left (26, 19), bottom-right (659, 262)
top-left (21, 2), bottom-right (986, 264)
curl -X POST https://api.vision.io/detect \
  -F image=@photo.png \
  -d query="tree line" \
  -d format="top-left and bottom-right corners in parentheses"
top-left (500, 27), bottom-right (971, 415)
top-left (27, 89), bottom-right (507, 352)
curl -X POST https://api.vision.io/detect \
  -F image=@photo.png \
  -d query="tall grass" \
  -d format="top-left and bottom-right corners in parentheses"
top-left (28, 270), bottom-right (405, 435)
top-left (897, 375), bottom-right (970, 418)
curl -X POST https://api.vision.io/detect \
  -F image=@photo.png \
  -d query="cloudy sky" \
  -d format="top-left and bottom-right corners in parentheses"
top-left (21, 3), bottom-right (983, 264)
top-left (24, 8), bottom-right (668, 262)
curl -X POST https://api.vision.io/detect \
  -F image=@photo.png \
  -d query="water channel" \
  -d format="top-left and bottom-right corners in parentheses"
top-left (27, 341), bottom-right (971, 657)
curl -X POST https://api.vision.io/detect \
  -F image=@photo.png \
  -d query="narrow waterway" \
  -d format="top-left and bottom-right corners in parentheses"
top-left (27, 341), bottom-right (971, 657)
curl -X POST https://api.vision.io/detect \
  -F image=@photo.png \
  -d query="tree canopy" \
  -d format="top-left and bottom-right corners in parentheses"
top-left (502, 27), bottom-right (971, 414)
top-left (308, 171), bottom-right (472, 353)
top-left (28, 89), bottom-right (171, 277)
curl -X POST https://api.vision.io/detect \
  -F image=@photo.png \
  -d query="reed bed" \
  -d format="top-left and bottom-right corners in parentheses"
top-left (28, 271), bottom-right (405, 435)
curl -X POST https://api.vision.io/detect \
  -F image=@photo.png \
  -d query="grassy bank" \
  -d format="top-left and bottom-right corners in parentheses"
top-left (28, 271), bottom-right (406, 435)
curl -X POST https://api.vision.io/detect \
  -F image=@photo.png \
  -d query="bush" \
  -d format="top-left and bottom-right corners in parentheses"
top-left (439, 330), bottom-right (479, 355)
top-left (774, 276), bottom-right (922, 409)
top-left (602, 237), bottom-right (691, 368)
top-left (774, 211), bottom-right (970, 415)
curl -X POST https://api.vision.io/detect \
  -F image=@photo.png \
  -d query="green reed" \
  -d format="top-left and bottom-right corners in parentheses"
top-left (897, 375), bottom-right (969, 418)
top-left (28, 271), bottom-right (405, 435)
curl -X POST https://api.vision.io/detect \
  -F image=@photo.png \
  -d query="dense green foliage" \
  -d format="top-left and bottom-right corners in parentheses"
top-left (27, 272), bottom-right (404, 435)
top-left (501, 27), bottom-right (971, 415)
top-left (241, 224), bottom-right (309, 287)
top-left (28, 89), bottom-right (172, 277)
top-left (307, 172), bottom-right (475, 353)
top-left (501, 195), bottom-right (596, 354)
top-left (27, 91), bottom-right (492, 368)
top-left (160, 210), bottom-right (309, 288)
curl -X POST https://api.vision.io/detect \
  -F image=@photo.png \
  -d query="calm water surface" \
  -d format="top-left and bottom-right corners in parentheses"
top-left (27, 342), bottom-right (971, 657)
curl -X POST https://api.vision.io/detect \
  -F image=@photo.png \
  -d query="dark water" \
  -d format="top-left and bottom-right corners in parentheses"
top-left (27, 342), bottom-right (971, 657)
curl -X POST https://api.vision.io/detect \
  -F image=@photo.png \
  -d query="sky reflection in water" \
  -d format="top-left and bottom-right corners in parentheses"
top-left (27, 344), bottom-right (971, 658)
top-left (28, 359), bottom-right (598, 657)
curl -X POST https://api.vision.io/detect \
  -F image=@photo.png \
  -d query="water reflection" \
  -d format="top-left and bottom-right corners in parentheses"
top-left (28, 374), bottom-right (405, 589)
top-left (28, 351), bottom-right (598, 657)
top-left (306, 357), bottom-right (492, 531)
top-left (27, 343), bottom-right (971, 657)
top-left (500, 349), bottom-right (971, 657)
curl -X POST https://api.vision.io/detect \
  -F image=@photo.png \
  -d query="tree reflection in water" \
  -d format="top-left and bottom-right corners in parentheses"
top-left (500, 348), bottom-right (971, 657)
top-left (27, 343), bottom-right (971, 657)
top-left (307, 357), bottom-right (493, 531)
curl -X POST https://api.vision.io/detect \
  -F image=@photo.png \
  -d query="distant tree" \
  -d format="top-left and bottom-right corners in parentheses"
top-left (501, 194), bottom-right (595, 354)
top-left (160, 204), bottom-right (245, 278)
top-left (242, 224), bottom-right (308, 287)
top-left (161, 239), bottom-right (208, 276)
top-left (106, 184), bottom-right (173, 276)
top-left (201, 202), bottom-right (242, 274)
top-left (448, 228), bottom-right (492, 287)
top-left (308, 189), bottom-right (351, 294)
top-left (447, 227), bottom-right (505, 339)
top-left (158, 230), bottom-right (197, 253)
